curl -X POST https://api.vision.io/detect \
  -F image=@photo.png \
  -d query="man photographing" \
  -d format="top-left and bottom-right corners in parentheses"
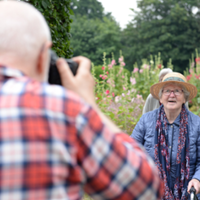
top-left (0, 0), bottom-right (163, 199)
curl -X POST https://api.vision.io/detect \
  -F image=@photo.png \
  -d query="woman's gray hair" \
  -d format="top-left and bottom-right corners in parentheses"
top-left (159, 68), bottom-right (173, 79)
top-left (158, 83), bottom-right (190, 101)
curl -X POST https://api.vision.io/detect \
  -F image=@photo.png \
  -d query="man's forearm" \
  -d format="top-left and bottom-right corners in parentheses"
top-left (92, 104), bottom-right (121, 133)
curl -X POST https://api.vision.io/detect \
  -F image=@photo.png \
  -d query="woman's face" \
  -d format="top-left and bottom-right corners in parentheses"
top-left (160, 84), bottom-right (186, 112)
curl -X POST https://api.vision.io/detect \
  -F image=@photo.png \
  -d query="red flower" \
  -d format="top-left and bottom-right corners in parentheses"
top-left (102, 66), bottom-right (105, 70)
top-left (105, 90), bottom-right (110, 95)
top-left (195, 57), bottom-right (200, 63)
top-left (157, 64), bottom-right (162, 69)
top-left (195, 74), bottom-right (200, 79)
top-left (186, 74), bottom-right (192, 81)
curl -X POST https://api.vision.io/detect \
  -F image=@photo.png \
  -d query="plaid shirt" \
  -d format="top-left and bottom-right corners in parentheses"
top-left (0, 66), bottom-right (163, 200)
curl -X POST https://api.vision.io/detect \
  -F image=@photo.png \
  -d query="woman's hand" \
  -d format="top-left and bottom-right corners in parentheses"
top-left (188, 179), bottom-right (200, 194)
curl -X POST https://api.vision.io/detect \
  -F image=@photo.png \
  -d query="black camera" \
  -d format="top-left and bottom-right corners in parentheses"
top-left (48, 50), bottom-right (78, 85)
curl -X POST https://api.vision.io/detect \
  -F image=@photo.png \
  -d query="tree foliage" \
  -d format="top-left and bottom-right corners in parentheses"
top-left (70, 0), bottom-right (104, 19)
top-left (70, 0), bottom-right (121, 65)
top-left (70, 15), bottom-right (121, 65)
top-left (21, 0), bottom-right (73, 58)
top-left (122, 0), bottom-right (200, 72)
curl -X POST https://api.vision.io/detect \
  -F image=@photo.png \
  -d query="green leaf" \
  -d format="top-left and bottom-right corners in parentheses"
top-left (41, 0), bottom-right (47, 9)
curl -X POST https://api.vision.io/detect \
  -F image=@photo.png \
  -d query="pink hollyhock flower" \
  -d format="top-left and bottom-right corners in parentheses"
top-left (122, 93), bottom-right (125, 97)
top-left (133, 68), bottom-right (139, 73)
top-left (131, 88), bottom-right (136, 93)
top-left (106, 71), bottom-right (109, 74)
top-left (127, 90), bottom-right (130, 95)
top-left (139, 69), bottom-right (143, 73)
top-left (112, 92), bottom-right (115, 97)
top-left (121, 62), bottom-right (125, 66)
top-left (102, 76), bottom-right (105, 80)
top-left (143, 64), bottom-right (148, 69)
top-left (107, 79), bottom-right (111, 83)
top-left (130, 77), bottom-right (136, 85)
top-left (191, 62), bottom-right (195, 68)
top-left (108, 64), bottom-right (113, 69)
top-left (123, 86), bottom-right (126, 90)
top-left (118, 69), bottom-right (123, 74)
top-left (137, 94), bottom-right (142, 99)
top-left (111, 60), bottom-right (116, 65)
top-left (122, 75), bottom-right (125, 78)
top-left (115, 96), bottom-right (120, 102)
top-left (105, 90), bottom-right (110, 95)
top-left (119, 57), bottom-right (123, 62)
top-left (131, 98), bottom-right (135, 103)
top-left (99, 74), bottom-right (103, 77)
top-left (102, 66), bottom-right (105, 70)
top-left (189, 69), bottom-right (193, 73)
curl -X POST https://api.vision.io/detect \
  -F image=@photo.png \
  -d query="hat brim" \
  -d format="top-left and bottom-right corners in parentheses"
top-left (150, 80), bottom-right (197, 101)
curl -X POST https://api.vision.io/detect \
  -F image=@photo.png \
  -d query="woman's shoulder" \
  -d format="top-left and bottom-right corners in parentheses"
top-left (187, 110), bottom-right (200, 123)
top-left (142, 108), bottom-right (159, 119)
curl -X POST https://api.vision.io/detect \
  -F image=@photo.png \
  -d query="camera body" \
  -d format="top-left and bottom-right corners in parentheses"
top-left (48, 50), bottom-right (78, 85)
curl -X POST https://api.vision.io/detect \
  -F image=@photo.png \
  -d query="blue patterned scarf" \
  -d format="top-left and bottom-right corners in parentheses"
top-left (154, 104), bottom-right (190, 200)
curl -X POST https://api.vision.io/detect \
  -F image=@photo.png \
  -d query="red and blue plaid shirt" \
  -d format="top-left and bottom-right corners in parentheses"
top-left (0, 66), bottom-right (163, 200)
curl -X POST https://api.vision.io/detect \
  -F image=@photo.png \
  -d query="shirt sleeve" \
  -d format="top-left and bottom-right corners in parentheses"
top-left (75, 107), bottom-right (163, 200)
top-left (143, 94), bottom-right (151, 114)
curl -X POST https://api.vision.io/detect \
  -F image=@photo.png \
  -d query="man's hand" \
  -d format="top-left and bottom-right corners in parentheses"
top-left (187, 179), bottom-right (200, 194)
top-left (56, 56), bottom-right (95, 106)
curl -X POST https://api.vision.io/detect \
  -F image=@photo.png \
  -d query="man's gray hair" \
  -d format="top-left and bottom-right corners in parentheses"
top-left (159, 68), bottom-right (173, 79)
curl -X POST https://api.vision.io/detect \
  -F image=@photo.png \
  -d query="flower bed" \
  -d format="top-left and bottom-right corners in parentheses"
top-left (93, 53), bottom-right (171, 134)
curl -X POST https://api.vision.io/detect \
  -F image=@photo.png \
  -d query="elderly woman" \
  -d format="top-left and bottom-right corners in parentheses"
top-left (143, 68), bottom-right (189, 114)
top-left (143, 68), bottom-right (173, 114)
top-left (131, 72), bottom-right (200, 199)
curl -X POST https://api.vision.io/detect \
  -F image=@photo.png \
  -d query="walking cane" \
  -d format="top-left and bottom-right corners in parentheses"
top-left (190, 186), bottom-right (198, 200)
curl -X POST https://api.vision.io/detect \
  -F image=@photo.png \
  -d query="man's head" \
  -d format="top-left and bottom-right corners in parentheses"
top-left (0, 0), bottom-right (52, 81)
top-left (158, 68), bottom-right (173, 82)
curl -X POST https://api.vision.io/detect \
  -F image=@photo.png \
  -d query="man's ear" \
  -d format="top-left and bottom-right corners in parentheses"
top-left (37, 41), bottom-right (52, 74)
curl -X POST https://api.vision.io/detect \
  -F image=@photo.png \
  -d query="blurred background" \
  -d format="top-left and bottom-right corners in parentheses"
top-left (21, 0), bottom-right (200, 73)
top-left (19, 0), bottom-right (200, 132)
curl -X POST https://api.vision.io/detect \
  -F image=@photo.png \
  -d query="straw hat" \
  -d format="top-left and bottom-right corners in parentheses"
top-left (150, 72), bottom-right (197, 101)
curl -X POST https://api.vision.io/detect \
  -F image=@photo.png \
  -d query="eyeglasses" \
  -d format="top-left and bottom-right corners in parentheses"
top-left (162, 89), bottom-right (183, 96)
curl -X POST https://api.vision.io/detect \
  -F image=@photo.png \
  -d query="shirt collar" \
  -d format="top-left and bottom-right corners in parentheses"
top-left (167, 113), bottom-right (180, 126)
top-left (0, 65), bottom-right (25, 79)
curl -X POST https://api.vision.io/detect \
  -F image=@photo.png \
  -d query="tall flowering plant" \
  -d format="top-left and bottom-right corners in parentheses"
top-left (184, 49), bottom-right (200, 115)
top-left (131, 53), bottom-right (173, 99)
top-left (92, 52), bottom-right (174, 133)
top-left (92, 53), bottom-right (145, 134)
